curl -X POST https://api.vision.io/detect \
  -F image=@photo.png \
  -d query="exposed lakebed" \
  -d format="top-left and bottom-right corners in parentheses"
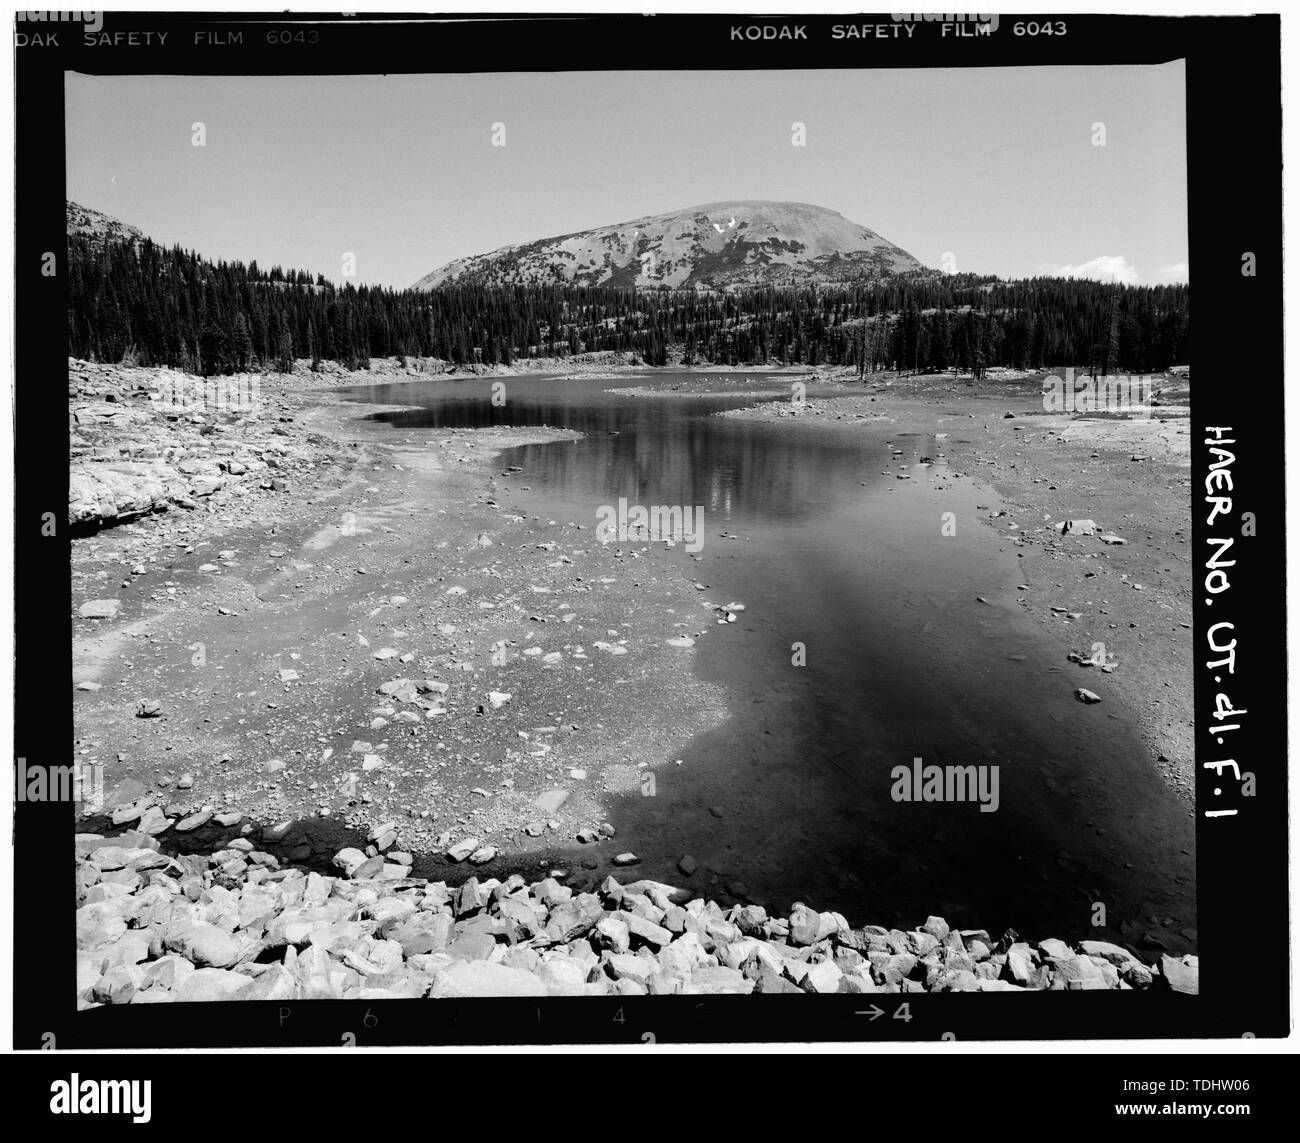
top-left (348, 371), bottom-right (1196, 950)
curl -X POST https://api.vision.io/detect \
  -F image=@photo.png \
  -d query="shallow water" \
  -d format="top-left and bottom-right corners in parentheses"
top-left (350, 373), bottom-right (1195, 943)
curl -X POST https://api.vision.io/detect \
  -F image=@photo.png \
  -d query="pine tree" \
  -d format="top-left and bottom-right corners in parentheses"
top-left (1104, 301), bottom-right (1121, 376)
top-left (232, 312), bottom-right (254, 371)
top-left (275, 314), bottom-right (294, 372)
top-left (199, 322), bottom-right (228, 377)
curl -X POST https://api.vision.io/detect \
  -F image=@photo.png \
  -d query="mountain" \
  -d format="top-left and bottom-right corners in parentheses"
top-left (67, 200), bottom-right (144, 245)
top-left (412, 200), bottom-right (926, 290)
top-left (64, 196), bottom-right (1188, 375)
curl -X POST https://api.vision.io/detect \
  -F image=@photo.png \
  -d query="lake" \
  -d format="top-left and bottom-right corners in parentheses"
top-left (347, 371), bottom-right (1195, 942)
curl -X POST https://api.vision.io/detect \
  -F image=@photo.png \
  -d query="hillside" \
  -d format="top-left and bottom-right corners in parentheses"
top-left (413, 201), bottom-right (926, 290)
top-left (68, 200), bottom-right (145, 245)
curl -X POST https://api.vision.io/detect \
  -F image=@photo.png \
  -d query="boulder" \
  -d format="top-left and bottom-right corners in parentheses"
top-left (444, 837), bottom-right (480, 863)
top-left (175, 809), bottom-right (213, 832)
top-left (1059, 519), bottom-right (1098, 536)
top-left (545, 896), bottom-right (604, 943)
top-left (1003, 944), bottom-right (1038, 986)
top-left (429, 960), bottom-right (545, 998)
top-left (800, 959), bottom-right (845, 995)
top-left (1158, 953), bottom-right (1199, 995)
top-left (174, 968), bottom-right (249, 1002)
top-left (69, 462), bottom-right (174, 529)
top-left (595, 917), bottom-right (631, 954)
top-left (78, 599), bottom-right (122, 619)
top-left (689, 966), bottom-right (754, 995)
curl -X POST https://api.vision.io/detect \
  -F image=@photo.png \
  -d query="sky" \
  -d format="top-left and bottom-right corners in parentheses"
top-left (66, 65), bottom-right (1188, 289)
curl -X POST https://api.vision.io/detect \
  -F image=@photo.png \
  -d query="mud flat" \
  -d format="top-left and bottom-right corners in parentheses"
top-left (71, 359), bottom-right (736, 903)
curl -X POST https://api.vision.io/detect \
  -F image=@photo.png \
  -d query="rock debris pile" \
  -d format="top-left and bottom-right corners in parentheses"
top-left (68, 359), bottom-right (337, 531)
top-left (77, 829), bottom-right (1198, 1004)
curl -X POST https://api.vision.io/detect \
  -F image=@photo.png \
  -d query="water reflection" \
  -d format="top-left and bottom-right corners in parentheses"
top-left (359, 375), bottom-right (891, 523)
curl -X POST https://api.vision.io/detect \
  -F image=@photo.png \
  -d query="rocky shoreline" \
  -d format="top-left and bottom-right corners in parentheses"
top-left (77, 821), bottom-right (1198, 1004)
top-left (69, 358), bottom-right (332, 534)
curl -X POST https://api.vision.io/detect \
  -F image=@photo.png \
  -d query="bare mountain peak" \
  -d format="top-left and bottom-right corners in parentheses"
top-left (414, 200), bottom-right (924, 290)
top-left (67, 200), bottom-right (145, 244)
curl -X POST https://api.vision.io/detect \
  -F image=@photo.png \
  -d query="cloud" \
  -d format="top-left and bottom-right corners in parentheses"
top-left (1048, 255), bottom-right (1140, 285)
top-left (1037, 256), bottom-right (1189, 287)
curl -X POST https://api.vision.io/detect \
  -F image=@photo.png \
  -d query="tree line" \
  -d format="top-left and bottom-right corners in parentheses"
top-left (68, 233), bottom-right (1188, 377)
